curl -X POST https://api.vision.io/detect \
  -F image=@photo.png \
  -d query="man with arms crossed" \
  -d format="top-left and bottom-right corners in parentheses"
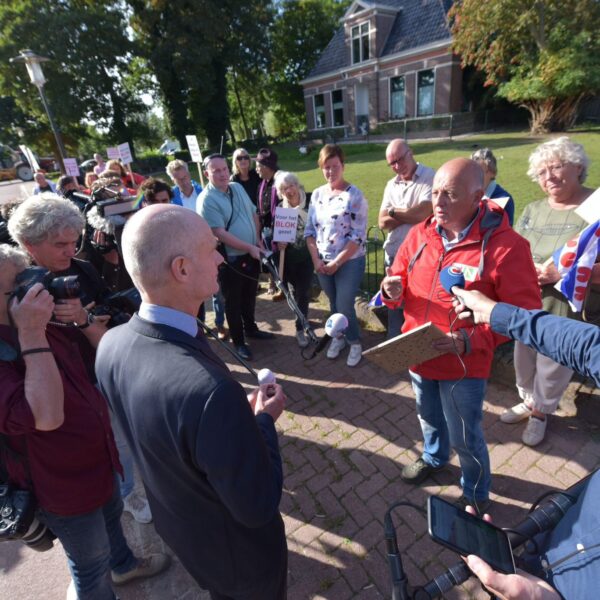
top-left (378, 139), bottom-right (434, 337)
top-left (95, 204), bottom-right (287, 599)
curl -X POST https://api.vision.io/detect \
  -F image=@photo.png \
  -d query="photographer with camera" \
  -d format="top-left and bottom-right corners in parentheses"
top-left (0, 244), bottom-right (169, 599)
top-left (8, 194), bottom-right (152, 524)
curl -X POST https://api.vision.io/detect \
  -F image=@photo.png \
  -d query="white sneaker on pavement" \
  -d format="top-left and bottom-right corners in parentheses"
top-left (123, 492), bottom-right (153, 524)
top-left (346, 343), bottom-right (362, 367)
top-left (500, 401), bottom-right (533, 424)
top-left (111, 553), bottom-right (171, 585)
top-left (326, 336), bottom-right (346, 359)
top-left (295, 330), bottom-right (309, 348)
top-left (522, 416), bottom-right (547, 446)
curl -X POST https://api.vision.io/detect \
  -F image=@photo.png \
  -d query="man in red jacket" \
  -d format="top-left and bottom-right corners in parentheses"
top-left (381, 158), bottom-right (541, 513)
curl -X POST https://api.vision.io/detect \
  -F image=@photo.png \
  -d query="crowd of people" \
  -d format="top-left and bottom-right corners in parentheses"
top-left (0, 135), bottom-right (598, 600)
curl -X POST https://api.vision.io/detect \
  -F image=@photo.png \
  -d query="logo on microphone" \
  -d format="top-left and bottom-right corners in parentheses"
top-left (448, 265), bottom-right (463, 276)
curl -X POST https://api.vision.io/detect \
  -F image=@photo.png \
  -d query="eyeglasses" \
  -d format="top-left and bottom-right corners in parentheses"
top-left (388, 148), bottom-right (411, 168)
top-left (536, 163), bottom-right (565, 180)
top-left (236, 155), bottom-right (250, 161)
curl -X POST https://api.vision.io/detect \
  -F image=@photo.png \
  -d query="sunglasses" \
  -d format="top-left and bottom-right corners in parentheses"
top-left (236, 155), bottom-right (250, 161)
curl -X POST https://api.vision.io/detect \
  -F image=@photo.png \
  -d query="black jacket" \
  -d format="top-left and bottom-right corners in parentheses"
top-left (95, 315), bottom-right (286, 596)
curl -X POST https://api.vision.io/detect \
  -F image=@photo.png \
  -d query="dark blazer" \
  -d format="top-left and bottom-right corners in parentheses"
top-left (95, 315), bottom-right (286, 596)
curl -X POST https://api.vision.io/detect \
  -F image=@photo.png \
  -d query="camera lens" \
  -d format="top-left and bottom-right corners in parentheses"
top-left (50, 276), bottom-right (81, 300)
top-left (21, 518), bottom-right (56, 552)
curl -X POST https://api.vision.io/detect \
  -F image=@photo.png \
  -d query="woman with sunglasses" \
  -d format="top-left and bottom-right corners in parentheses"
top-left (231, 148), bottom-right (261, 207)
top-left (305, 144), bottom-right (368, 367)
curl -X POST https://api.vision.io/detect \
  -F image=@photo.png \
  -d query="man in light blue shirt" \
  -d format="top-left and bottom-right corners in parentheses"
top-left (197, 154), bottom-right (273, 360)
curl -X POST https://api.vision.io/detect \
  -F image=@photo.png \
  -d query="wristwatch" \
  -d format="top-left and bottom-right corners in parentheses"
top-left (77, 310), bottom-right (95, 330)
top-left (388, 207), bottom-right (396, 218)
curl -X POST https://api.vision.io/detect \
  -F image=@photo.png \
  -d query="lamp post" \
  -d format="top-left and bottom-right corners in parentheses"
top-left (10, 49), bottom-right (67, 172)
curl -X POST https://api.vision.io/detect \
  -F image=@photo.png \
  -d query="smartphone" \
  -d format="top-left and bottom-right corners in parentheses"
top-left (428, 495), bottom-right (516, 574)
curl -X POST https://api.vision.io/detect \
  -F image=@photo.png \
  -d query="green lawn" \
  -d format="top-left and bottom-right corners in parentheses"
top-left (273, 127), bottom-right (600, 229)
top-left (270, 127), bottom-right (600, 293)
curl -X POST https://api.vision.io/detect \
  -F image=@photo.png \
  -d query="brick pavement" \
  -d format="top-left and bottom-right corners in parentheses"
top-left (2, 294), bottom-right (599, 600)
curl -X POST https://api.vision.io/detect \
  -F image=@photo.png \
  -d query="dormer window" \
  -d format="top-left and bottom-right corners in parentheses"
top-left (351, 22), bottom-right (370, 64)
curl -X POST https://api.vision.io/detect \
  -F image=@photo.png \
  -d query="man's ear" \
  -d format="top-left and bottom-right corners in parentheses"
top-left (170, 256), bottom-right (188, 282)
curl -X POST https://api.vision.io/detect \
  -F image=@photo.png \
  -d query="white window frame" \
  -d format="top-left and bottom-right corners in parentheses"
top-left (313, 93), bottom-right (326, 129)
top-left (389, 75), bottom-right (406, 120)
top-left (416, 68), bottom-right (436, 117)
top-left (351, 21), bottom-right (370, 65)
top-left (331, 89), bottom-right (344, 127)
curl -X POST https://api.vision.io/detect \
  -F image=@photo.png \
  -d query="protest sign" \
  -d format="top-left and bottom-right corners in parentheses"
top-left (272, 207), bottom-right (298, 244)
top-left (186, 134), bottom-right (205, 186)
top-left (63, 158), bottom-right (80, 177)
top-left (106, 147), bottom-right (120, 160)
top-left (118, 142), bottom-right (133, 165)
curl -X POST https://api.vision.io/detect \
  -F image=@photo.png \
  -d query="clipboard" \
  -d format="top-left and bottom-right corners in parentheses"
top-left (362, 321), bottom-right (447, 374)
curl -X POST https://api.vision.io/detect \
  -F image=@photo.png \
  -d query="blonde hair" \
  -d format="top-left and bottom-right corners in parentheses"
top-left (231, 148), bottom-right (252, 175)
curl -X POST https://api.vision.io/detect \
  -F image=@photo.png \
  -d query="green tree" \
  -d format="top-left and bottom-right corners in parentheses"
top-left (129, 0), bottom-right (273, 150)
top-left (449, 0), bottom-right (600, 133)
top-left (0, 0), bottom-right (146, 157)
top-left (267, 0), bottom-right (350, 134)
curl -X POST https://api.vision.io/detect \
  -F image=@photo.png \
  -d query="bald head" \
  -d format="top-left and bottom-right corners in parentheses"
top-left (431, 158), bottom-right (484, 235)
top-left (122, 204), bottom-right (210, 293)
top-left (386, 138), bottom-right (416, 179)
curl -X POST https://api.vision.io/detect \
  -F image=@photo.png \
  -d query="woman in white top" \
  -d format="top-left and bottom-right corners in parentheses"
top-left (305, 144), bottom-right (368, 367)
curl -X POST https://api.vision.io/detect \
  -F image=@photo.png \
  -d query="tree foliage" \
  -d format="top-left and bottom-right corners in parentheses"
top-left (0, 0), bottom-right (146, 156)
top-left (266, 0), bottom-right (350, 134)
top-left (449, 0), bottom-right (600, 133)
top-left (129, 0), bottom-right (273, 149)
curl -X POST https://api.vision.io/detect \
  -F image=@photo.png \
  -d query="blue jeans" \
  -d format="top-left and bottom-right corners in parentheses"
top-left (409, 371), bottom-right (491, 500)
top-left (39, 476), bottom-right (137, 600)
top-left (213, 289), bottom-right (225, 328)
top-left (110, 414), bottom-right (134, 498)
top-left (317, 255), bottom-right (365, 344)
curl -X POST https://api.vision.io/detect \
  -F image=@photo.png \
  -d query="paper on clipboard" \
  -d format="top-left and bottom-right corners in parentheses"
top-left (575, 189), bottom-right (599, 224)
top-left (362, 321), bottom-right (447, 374)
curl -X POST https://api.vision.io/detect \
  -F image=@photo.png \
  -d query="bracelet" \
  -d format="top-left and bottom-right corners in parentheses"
top-left (77, 310), bottom-right (94, 330)
top-left (21, 347), bottom-right (52, 357)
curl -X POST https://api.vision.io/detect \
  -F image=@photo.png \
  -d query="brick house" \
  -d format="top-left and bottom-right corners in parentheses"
top-left (301, 0), bottom-right (462, 135)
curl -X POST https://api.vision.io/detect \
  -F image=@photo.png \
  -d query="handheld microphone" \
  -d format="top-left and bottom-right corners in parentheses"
top-left (439, 266), bottom-right (465, 296)
top-left (257, 368), bottom-right (277, 397)
top-left (306, 313), bottom-right (348, 360)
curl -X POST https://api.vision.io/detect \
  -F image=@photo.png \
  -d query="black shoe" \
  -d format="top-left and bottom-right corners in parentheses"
top-left (235, 344), bottom-right (253, 360)
top-left (400, 458), bottom-right (444, 484)
top-left (455, 495), bottom-right (491, 516)
top-left (245, 329), bottom-right (274, 340)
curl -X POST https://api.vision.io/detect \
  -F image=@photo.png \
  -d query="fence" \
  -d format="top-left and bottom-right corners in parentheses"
top-left (361, 225), bottom-right (386, 298)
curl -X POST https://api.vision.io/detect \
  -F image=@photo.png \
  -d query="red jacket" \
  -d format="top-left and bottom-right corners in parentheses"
top-left (385, 201), bottom-right (541, 379)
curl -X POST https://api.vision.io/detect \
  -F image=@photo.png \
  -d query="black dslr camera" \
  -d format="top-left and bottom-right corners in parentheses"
top-left (13, 267), bottom-right (80, 302)
top-left (91, 287), bottom-right (141, 327)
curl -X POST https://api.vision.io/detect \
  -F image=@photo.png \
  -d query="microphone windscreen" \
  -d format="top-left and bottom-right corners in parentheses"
top-left (324, 313), bottom-right (349, 337)
top-left (257, 368), bottom-right (276, 385)
top-left (439, 266), bottom-right (465, 295)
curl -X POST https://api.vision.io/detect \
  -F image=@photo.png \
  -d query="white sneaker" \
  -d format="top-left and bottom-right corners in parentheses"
top-left (346, 343), bottom-right (363, 367)
top-left (66, 579), bottom-right (77, 600)
top-left (123, 492), bottom-right (153, 524)
top-left (500, 401), bottom-right (533, 424)
top-left (295, 331), bottom-right (309, 348)
top-left (522, 416), bottom-right (547, 446)
top-left (326, 336), bottom-right (346, 359)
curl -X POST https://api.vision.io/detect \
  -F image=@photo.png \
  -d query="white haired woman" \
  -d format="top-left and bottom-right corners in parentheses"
top-left (8, 193), bottom-right (153, 522)
top-left (502, 137), bottom-right (599, 446)
top-left (230, 147), bottom-right (261, 206)
top-left (273, 171), bottom-right (314, 347)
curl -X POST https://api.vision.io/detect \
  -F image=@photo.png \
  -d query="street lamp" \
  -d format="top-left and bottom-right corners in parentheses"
top-left (10, 49), bottom-right (67, 171)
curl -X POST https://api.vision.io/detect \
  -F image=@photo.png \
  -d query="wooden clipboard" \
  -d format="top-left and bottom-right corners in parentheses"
top-left (362, 321), bottom-right (447, 374)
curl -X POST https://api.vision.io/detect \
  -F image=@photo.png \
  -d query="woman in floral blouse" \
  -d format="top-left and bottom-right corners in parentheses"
top-left (305, 144), bottom-right (368, 367)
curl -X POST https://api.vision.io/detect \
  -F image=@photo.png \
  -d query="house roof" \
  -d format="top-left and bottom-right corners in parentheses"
top-left (307, 0), bottom-right (453, 80)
